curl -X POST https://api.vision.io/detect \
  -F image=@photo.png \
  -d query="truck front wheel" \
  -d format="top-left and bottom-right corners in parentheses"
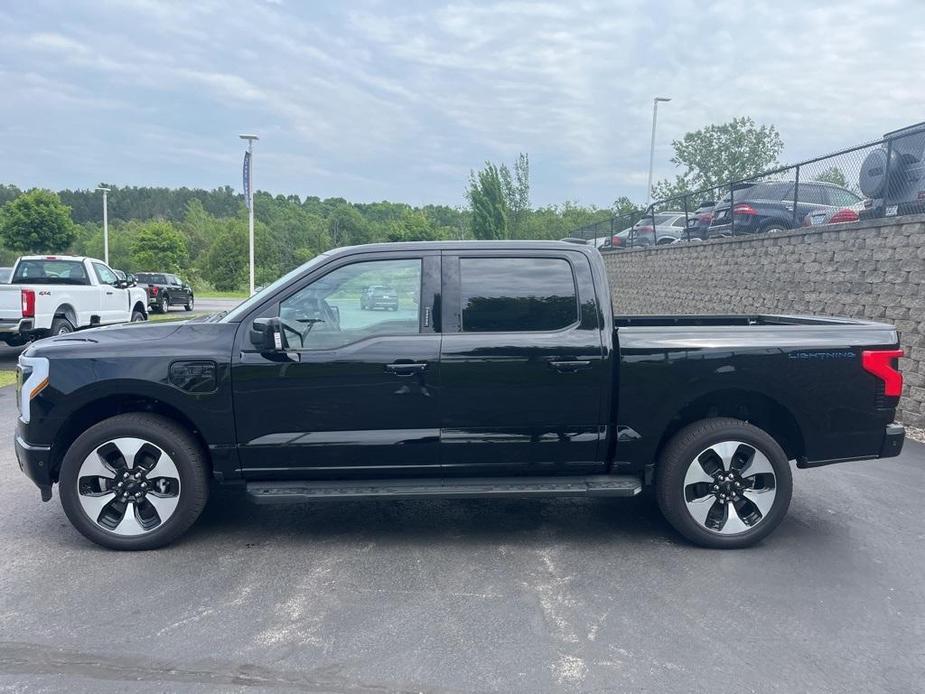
top-left (655, 417), bottom-right (792, 549)
top-left (58, 413), bottom-right (209, 550)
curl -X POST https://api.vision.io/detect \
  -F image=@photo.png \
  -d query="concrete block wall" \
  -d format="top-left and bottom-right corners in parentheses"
top-left (601, 214), bottom-right (925, 427)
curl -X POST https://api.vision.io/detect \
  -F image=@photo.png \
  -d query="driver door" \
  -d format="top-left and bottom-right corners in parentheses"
top-left (92, 261), bottom-right (127, 323)
top-left (232, 251), bottom-right (442, 479)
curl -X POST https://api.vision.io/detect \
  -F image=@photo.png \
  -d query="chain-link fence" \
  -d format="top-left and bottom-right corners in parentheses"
top-left (571, 122), bottom-right (925, 250)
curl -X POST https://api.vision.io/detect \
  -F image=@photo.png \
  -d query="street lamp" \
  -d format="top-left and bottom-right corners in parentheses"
top-left (239, 134), bottom-right (259, 295)
top-left (645, 97), bottom-right (671, 207)
top-left (96, 187), bottom-right (111, 265)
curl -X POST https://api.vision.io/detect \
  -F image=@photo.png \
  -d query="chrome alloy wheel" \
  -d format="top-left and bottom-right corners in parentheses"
top-left (682, 440), bottom-right (777, 534)
top-left (76, 437), bottom-right (181, 536)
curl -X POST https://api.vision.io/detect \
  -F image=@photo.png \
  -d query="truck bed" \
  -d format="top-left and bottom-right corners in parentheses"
top-left (614, 314), bottom-right (889, 328)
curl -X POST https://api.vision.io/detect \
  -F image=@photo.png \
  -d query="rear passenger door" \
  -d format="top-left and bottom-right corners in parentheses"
top-left (439, 251), bottom-right (606, 476)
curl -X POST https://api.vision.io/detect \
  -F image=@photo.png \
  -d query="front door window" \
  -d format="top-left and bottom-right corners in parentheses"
top-left (279, 258), bottom-right (422, 350)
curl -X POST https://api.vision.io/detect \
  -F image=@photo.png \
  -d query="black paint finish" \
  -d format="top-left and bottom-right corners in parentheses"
top-left (13, 241), bottom-right (904, 497)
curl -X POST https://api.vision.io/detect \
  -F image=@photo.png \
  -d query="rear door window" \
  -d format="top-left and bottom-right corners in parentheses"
top-left (799, 185), bottom-right (827, 205)
top-left (459, 257), bottom-right (578, 332)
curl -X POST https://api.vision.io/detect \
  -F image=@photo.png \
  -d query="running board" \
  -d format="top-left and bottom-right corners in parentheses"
top-left (246, 475), bottom-right (642, 504)
top-left (247, 475), bottom-right (642, 504)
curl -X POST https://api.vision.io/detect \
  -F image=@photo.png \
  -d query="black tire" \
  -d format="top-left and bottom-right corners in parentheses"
top-left (59, 413), bottom-right (209, 550)
top-left (131, 310), bottom-right (146, 322)
top-left (655, 417), bottom-right (793, 549)
top-left (185, 295), bottom-right (194, 312)
top-left (158, 296), bottom-right (167, 313)
top-left (50, 316), bottom-right (74, 336)
top-left (762, 223), bottom-right (789, 234)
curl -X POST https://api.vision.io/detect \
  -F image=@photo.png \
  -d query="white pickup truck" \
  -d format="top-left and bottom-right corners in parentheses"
top-left (0, 255), bottom-right (148, 345)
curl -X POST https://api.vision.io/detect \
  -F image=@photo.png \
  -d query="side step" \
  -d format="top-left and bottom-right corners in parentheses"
top-left (246, 475), bottom-right (642, 504)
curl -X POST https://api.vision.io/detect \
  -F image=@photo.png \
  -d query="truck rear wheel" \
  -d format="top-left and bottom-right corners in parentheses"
top-left (58, 413), bottom-right (209, 550)
top-left (50, 317), bottom-right (74, 336)
top-left (655, 417), bottom-right (792, 549)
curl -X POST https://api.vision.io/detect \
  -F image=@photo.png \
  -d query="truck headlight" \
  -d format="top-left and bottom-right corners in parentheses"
top-left (17, 355), bottom-right (49, 424)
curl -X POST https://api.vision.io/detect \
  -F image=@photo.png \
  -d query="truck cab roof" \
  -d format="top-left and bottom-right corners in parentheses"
top-left (16, 255), bottom-right (105, 265)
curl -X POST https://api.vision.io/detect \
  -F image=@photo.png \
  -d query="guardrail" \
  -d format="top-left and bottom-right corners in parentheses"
top-left (571, 122), bottom-right (925, 250)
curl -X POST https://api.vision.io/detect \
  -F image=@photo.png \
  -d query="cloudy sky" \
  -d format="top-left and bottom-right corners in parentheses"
top-left (1, 0), bottom-right (922, 208)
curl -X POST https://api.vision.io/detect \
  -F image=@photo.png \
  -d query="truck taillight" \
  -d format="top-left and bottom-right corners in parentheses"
top-left (862, 349), bottom-right (904, 397)
top-left (150, 286), bottom-right (158, 295)
top-left (21, 289), bottom-right (35, 318)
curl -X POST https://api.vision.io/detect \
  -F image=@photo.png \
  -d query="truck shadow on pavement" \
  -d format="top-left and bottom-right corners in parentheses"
top-left (193, 489), bottom-right (676, 547)
top-left (186, 489), bottom-right (831, 550)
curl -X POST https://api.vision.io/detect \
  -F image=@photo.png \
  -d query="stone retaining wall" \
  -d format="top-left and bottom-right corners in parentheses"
top-left (601, 214), bottom-right (925, 427)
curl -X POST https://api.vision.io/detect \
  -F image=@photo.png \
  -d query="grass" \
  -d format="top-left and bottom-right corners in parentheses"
top-left (0, 370), bottom-right (17, 388)
top-left (197, 290), bottom-right (248, 300)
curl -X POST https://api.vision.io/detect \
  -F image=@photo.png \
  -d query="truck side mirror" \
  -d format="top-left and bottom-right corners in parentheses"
top-left (114, 279), bottom-right (130, 289)
top-left (250, 317), bottom-right (285, 352)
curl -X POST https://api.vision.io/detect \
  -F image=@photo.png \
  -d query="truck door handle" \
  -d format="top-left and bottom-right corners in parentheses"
top-left (385, 362), bottom-right (428, 376)
top-left (106, 291), bottom-right (114, 295)
top-left (548, 360), bottom-right (591, 373)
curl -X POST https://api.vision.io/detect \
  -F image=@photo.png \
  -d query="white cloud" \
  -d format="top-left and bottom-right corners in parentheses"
top-left (0, 0), bottom-right (922, 206)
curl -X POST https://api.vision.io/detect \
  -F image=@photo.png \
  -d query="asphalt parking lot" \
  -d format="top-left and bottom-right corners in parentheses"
top-left (0, 385), bottom-right (922, 693)
top-left (193, 296), bottom-right (243, 314)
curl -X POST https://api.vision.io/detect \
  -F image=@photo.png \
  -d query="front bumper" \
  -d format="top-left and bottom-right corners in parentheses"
top-left (14, 434), bottom-right (53, 501)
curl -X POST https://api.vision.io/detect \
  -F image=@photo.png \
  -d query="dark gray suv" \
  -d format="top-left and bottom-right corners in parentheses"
top-left (709, 181), bottom-right (862, 236)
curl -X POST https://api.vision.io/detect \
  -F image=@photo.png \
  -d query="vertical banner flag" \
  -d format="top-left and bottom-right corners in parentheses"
top-left (242, 151), bottom-right (251, 209)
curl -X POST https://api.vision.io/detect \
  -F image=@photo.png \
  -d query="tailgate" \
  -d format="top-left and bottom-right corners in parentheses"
top-left (0, 286), bottom-right (23, 321)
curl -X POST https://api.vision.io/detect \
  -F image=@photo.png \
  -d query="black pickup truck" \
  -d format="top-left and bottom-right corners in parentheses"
top-left (14, 241), bottom-right (905, 550)
top-left (134, 272), bottom-right (195, 313)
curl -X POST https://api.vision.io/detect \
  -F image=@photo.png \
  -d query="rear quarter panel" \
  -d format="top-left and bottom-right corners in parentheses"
top-left (613, 322), bottom-right (900, 471)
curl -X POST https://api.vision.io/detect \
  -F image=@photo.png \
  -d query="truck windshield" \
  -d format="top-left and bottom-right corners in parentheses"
top-left (11, 260), bottom-right (90, 285)
top-left (220, 252), bottom-right (333, 322)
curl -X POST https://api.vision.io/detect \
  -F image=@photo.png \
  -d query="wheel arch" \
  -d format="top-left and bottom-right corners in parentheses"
top-left (53, 303), bottom-right (78, 326)
top-left (49, 392), bottom-right (212, 483)
top-left (132, 300), bottom-right (147, 317)
top-left (654, 387), bottom-right (806, 467)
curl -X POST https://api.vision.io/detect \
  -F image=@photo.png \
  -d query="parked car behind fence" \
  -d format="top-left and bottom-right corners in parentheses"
top-left (568, 122), bottom-right (925, 247)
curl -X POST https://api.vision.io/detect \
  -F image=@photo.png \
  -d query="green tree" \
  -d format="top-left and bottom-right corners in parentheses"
top-left (651, 117), bottom-right (784, 201)
top-left (0, 189), bottom-right (77, 253)
top-left (467, 163), bottom-right (508, 239)
top-left (328, 203), bottom-right (370, 246)
top-left (204, 219), bottom-right (247, 291)
top-left (69, 220), bottom-right (139, 272)
top-left (384, 209), bottom-right (452, 242)
top-left (814, 166), bottom-right (849, 188)
top-left (131, 220), bottom-right (188, 272)
top-left (500, 153), bottom-right (530, 237)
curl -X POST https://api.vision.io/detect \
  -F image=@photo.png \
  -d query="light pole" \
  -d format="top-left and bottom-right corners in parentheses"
top-left (239, 134), bottom-right (259, 295)
top-left (96, 187), bottom-right (111, 265)
top-left (645, 97), bottom-right (671, 207)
